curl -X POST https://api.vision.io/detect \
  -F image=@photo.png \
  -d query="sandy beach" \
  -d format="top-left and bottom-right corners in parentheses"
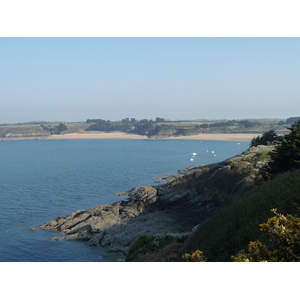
top-left (46, 131), bottom-right (258, 141)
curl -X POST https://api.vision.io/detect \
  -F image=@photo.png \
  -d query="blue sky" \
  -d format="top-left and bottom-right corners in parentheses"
top-left (1, 37), bottom-right (300, 123)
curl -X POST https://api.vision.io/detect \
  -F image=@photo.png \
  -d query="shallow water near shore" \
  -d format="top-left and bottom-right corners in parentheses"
top-left (0, 139), bottom-right (248, 261)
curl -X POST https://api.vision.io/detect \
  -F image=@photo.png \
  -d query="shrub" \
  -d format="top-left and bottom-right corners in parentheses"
top-left (182, 250), bottom-right (207, 262)
top-left (126, 235), bottom-right (150, 261)
top-left (233, 209), bottom-right (300, 262)
top-left (126, 233), bottom-right (191, 262)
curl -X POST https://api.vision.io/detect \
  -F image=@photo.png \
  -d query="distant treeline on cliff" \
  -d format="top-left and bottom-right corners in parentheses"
top-left (286, 116), bottom-right (300, 125)
top-left (85, 117), bottom-right (166, 136)
top-left (84, 117), bottom-right (295, 137)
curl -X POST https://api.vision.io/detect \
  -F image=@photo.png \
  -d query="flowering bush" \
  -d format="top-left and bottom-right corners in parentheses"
top-left (182, 250), bottom-right (207, 262)
top-left (233, 209), bottom-right (300, 262)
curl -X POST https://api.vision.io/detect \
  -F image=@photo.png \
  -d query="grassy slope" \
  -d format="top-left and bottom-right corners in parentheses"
top-left (0, 123), bottom-right (90, 140)
top-left (0, 124), bottom-right (49, 139)
top-left (126, 144), bottom-right (300, 262)
top-left (180, 169), bottom-right (300, 261)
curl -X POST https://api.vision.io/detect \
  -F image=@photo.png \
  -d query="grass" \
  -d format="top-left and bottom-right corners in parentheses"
top-left (0, 124), bottom-right (47, 137)
top-left (126, 233), bottom-right (189, 262)
top-left (180, 169), bottom-right (300, 261)
top-left (126, 150), bottom-right (268, 261)
top-left (0, 122), bottom-right (90, 139)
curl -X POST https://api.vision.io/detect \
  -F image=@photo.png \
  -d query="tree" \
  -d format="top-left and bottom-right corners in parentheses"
top-left (122, 118), bottom-right (130, 123)
top-left (41, 123), bottom-right (68, 135)
top-left (55, 123), bottom-right (67, 134)
top-left (238, 120), bottom-right (260, 128)
top-left (286, 117), bottom-right (300, 125)
top-left (250, 129), bottom-right (279, 147)
top-left (155, 117), bottom-right (165, 123)
top-left (265, 120), bottom-right (300, 176)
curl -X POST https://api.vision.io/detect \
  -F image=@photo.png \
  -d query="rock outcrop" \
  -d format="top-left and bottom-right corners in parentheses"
top-left (39, 145), bottom-right (273, 261)
top-left (40, 184), bottom-right (203, 261)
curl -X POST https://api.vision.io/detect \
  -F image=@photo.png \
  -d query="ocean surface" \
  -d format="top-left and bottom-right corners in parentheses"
top-left (0, 139), bottom-right (249, 262)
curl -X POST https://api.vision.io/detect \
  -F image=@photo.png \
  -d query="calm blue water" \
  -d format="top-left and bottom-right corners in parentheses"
top-left (0, 139), bottom-right (249, 261)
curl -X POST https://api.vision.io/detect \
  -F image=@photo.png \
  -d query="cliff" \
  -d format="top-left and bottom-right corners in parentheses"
top-left (39, 145), bottom-right (273, 261)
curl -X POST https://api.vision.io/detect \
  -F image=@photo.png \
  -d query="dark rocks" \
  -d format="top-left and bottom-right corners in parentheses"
top-left (40, 185), bottom-right (163, 261)
top-left (49, 236), bottom-right (63, 241)
top-left (39, 181), bottom-right (203, 261)
top-left (39, 145), bottom-right (270, 261)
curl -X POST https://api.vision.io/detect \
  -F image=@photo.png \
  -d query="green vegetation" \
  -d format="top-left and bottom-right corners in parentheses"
top-left (85, 117), bottom-right (169, 136)
top-left (41, 123), bottom-right (68, 135)
top-left (178, 121), bottom-right (300, 262)
top-left (126, 235), bottom-right (151, 261)
top-left (0, 124), bottom-right (50, 140)
top-left (126, 233), bottom-right (189, 262)
top-left (182, 250), bottom-right (207, 262)
top-left (84, 117), bottom-right (289, 137)
top-left (286, 116), bottom-right (300, 125)
top-left (180, 169), bottom-right (300, 262)
top-left (2, 116), bottom-right (296, 140)
top-left (0, 122), bottom-right (90, 140)
top-left (126, 120), bottom-right (300, 262)
top-left (250, 129), bottom-right (279, 147)
top-left (233, 209), bottom-right (300, 262)
top-left (265, 120), bottom-right (300, 177)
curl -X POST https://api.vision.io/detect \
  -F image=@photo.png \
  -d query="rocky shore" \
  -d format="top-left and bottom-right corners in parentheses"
top-left (40, 182), bottom-right (207, 261)
top-left (39, 145), bottom-right (273, 261)
top-left (39, 163), bottom-right (217, 261)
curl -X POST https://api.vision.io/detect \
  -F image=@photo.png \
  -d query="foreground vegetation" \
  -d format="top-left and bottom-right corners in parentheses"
top-left (126, 121), bottom-right (300, 262)
top-left (181, 169), bottom-right (300, 262)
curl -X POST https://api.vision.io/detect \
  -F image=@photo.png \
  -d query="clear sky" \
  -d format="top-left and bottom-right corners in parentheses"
top-left (1, 37), bottom-right (299, 123)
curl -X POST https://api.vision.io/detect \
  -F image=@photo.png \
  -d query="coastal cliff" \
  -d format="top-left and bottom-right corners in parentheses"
top-left (39, 145), bottom-right (272, 261)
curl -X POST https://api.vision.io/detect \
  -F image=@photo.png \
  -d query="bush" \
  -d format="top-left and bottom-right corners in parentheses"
top-left (126, 235), bottom-right (151, 261)
top-left (182, 250), bottom-right (207, 262)
top-left (126, 233), bottom-right (190, 262)
top-left (233, 209), bottom-right (300, 262)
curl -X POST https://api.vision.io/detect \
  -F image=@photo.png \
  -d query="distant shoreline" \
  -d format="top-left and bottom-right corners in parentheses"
top-left (46, 131), bottom-right (257, 141)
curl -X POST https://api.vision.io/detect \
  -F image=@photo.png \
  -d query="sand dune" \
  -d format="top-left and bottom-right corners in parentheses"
top-left (47, 131), bottom-right (257, 141)
top-left (47, 131), bottom-right (148, 140)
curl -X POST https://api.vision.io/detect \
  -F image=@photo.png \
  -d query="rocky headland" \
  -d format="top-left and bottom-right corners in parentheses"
top-left (39, 145), bottom-right (273, 261)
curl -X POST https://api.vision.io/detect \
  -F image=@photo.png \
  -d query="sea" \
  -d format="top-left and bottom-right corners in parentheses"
top-left (0, 138), bottom-right (249, 262)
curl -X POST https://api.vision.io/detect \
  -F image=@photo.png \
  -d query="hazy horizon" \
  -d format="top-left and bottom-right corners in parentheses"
top-left (0, 116), bottom-right (289, 126)
top-left (1, 37), bottom-right (299, 124)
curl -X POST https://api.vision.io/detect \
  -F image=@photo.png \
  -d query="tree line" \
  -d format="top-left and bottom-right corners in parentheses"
top-left (84, 116), bottom-right (300, 137)
top-left (41, 123), bottom-right (68, 135)
top-left (85, 118), bottom-right (166, 136)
